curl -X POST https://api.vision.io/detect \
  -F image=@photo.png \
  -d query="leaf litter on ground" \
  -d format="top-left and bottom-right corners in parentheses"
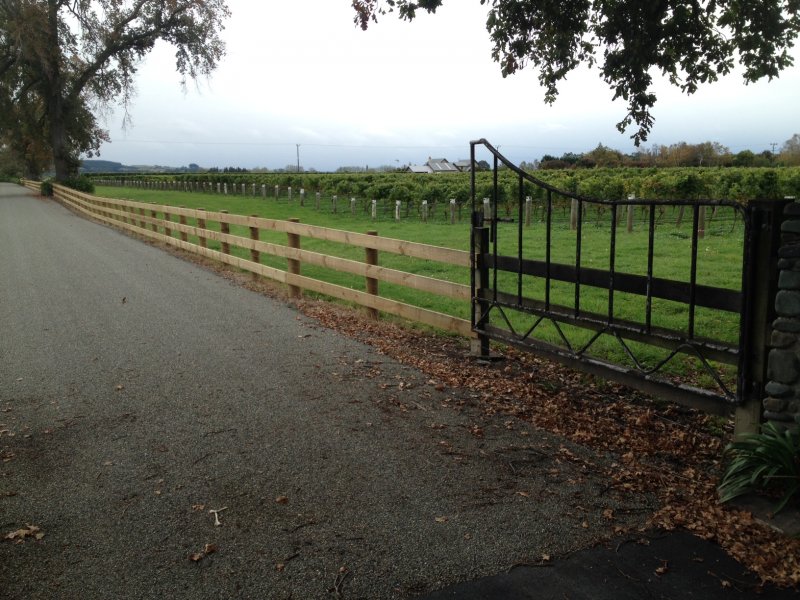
top-left (165, 241), bottom-right (800, 588)
top-left (295, 298), bottom-right (800, 588)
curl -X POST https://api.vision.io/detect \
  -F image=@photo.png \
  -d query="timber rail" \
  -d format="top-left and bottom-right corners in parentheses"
top-left (24, 181), bottom-right (473, 337)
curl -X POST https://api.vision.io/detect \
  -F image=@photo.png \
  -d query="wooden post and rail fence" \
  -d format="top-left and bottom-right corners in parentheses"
top-left (35, 182), bottom-right (474, 338)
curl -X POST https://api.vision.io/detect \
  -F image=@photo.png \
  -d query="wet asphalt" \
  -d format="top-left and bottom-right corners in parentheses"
top-left (1, 182), bottom-right (654, 599)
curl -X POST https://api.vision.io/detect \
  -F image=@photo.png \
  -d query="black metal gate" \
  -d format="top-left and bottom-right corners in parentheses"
top-left (469, 139), bottom-right (786, 415)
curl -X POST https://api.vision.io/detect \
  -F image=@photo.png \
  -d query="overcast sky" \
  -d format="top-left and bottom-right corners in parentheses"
top-left (96, 0), bottom-right (800, 171)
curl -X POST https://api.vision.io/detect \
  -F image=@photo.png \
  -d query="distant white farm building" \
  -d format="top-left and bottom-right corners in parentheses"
top-left (405, 157), bottom-right (461, 174)
top-left (427, 158), bottom-right (460, 173)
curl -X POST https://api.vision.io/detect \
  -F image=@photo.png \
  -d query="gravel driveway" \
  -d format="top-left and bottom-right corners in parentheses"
top-left (0, 183), bottom-right (651, 599)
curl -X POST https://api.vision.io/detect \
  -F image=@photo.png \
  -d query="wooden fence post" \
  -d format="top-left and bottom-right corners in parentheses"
top-left (139, 207), bottom-right (146, 229)
top-left (197, 209), bottom-right (207, 249)
top-left (164, 210), bottom-right (172, 238)
top-left (332, 195), bottom-right (338, 214)
top-left (395, 200), bottom-right (401, 221)
top-left (249, 215), bottom-right (260, 281)
top-left (315, 191), bottom-right (321, 210)
top-left (350, 197), bottom-right (356, 215)
top-left (422, 200), bottom-right (429, 223)
top-left (150, 204), bottom-right (158, 233)
top-left (287, 218), bottom-right (302, 299)
top-left (450, 199), bottom-right (456, 224)
top-left (525, 196), bottom-right (532, 227)
top-left (220, 210), bottom-right (230, 255)
top-left (570, 199), bottom-right (578, 230)
top-left (365, 230), bottom-right (379, 320)
top-left (300, 189), bottom-right (305, 206)
top-left (698, 205), bottom-right (706, 239)
top-left (179, 207), bottom-right (188, 243)
top-left (371, 199), bottom-right (377, 221)
top-left (627, 203), bottom-right (634, 233)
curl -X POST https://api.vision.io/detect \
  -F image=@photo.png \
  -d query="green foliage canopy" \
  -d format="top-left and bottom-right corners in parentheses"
top-left (353, 1), bottom-right (800, 145)
top-left (0, 0), bottom-right (230, 181)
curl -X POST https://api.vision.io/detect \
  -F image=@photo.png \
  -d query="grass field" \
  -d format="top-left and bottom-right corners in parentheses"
top-left (95, 185), bottom-right (746, 391)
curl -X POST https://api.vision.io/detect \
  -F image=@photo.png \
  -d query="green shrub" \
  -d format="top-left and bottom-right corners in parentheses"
top-left (63, 175), bottom-right (95, 194)
top-left (40, 180), bottom-right (54, 196)
top-left (718, 422), bottom-right (800, 513)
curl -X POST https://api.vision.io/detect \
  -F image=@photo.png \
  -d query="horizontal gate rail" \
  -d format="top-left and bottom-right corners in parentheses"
top-left (489, 255), bottom-right (742, 313)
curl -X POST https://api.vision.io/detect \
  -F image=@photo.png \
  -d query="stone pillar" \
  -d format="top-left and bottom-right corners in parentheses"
top-left (764, 199), bottom-right (800, 430)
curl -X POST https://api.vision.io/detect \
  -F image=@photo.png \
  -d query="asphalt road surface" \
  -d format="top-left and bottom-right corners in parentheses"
top-left (0, 183), bottom-right (652, 599)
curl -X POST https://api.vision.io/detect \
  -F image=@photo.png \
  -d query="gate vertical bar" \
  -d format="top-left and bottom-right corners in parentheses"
top-left (470, 141), bottom-right (490, 358)
top-left (492, 154), bottom-right (499, 303)
top-left (575, 199), bottom-right (583, 317)
top-left (735, 201), bottom-right (786, 436)
top-left (473, 222), bottom-right (491, 358)
top-left (689, 204), bottom-right (700, 339)
top-left (608, 204), bottom-right (617, 324)
top-left (545, 190), bottom-right (552, 310)
top-left (518, 172), bottom-right (524, 304)
top-left (646, 205), bottom-right (656, 332)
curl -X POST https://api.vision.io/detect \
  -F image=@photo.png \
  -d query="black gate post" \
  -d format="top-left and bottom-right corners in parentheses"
top-left (471, 210), bottom-right (491, 358)
top-left (736, 200), bottom-right (787, 436)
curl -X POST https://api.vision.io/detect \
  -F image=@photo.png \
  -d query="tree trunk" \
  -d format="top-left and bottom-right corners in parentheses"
top-left (49, 95), bottom-right (71, 182)
top-left (46, 0), bottom-right (72, 183)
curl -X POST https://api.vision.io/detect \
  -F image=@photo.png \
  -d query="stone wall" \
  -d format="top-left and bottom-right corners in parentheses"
top-left (764, 200), bottom-right (800, 430)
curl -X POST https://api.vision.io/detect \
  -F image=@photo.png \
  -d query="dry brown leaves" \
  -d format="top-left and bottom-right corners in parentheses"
top-left (297, 299), bottom-right (800, 588)
top-left (4, 524), bottom-right (44, 543)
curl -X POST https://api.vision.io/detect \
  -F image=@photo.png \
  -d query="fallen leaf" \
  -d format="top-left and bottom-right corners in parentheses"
top-left (435, 516), bottom-right (448, 523)
top-left (4, 524), bottom-right (42, 542)
top-left (276, 563), bottom-right (285, 572)
top-left (541, 553), bottom-right (551, 562)
top-left (516, 491), bottom-right (530, 497)
top-left (191, 504), bottom-right (206, 511)
top-left (275, 496), bottom-right (289, 505)
top-left (115, 385), bottom-right (124, 391)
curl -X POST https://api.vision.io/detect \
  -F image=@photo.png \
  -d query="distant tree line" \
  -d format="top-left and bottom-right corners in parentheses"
top-left (525, 135), bottom-right (800, 170)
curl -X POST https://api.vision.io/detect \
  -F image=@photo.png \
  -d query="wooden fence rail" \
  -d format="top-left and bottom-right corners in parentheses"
top-left (34, 182), bottom-right (473, 337)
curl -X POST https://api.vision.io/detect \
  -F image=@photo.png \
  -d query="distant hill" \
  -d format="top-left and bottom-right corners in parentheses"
top-left (80, 159), bottom-right (129, 173)
top-left (80, 160), bottom-right (204, 174)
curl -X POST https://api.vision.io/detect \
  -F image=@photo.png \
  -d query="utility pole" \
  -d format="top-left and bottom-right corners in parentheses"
top-left (296, 144), bottom-right (300, 173)
top-left (771, 142), bottom-right (778, 154)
